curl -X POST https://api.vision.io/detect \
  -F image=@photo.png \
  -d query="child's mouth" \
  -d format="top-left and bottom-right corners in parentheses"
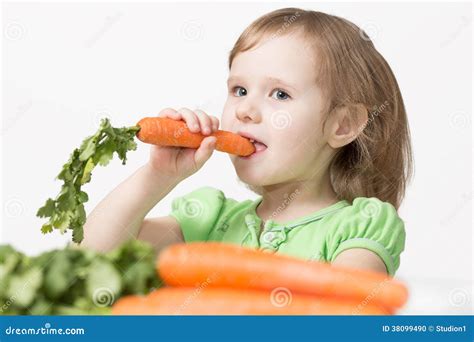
top-left (237, 131), bottom-right (268, 159)
top-left (241, 139), bottom-right (268, 160)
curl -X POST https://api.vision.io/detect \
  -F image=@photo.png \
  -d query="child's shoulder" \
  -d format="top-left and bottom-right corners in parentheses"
top-left (327, 196), bottom-right (404, 233)
top-left (344, 197), bottom-right (402, 221)
top-left (324, 196), bottom-right (406, 276)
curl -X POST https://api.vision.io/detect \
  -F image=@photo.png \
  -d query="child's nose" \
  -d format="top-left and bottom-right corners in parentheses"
top-left (235, 101), bottom-right (262, 123)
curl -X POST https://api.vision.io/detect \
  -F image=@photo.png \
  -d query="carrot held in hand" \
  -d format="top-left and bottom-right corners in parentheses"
top-left (157, 242), bottom-right (409, 311)
top-left (111, 287), bottom-right (389, 315)
top-left (136, 117), bottom-right (255, 156)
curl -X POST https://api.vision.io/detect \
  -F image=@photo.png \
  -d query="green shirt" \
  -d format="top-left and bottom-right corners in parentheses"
top-left (169, 186), bottom-right (406, 276)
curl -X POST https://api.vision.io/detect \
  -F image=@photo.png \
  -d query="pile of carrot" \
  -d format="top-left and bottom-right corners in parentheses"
top-left (112, 242), bottom-right (409, 315)
top-left (136, 117), bottom-right (255, 156)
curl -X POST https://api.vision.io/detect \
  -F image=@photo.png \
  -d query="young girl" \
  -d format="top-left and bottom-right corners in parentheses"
top-left (82, 8), bottom-right (413, 277)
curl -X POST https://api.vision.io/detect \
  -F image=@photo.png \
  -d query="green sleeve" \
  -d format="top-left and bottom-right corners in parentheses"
top-left (168, 186), bottom-right (226, 242)
top-left (326, 197), bottom-right (406, 276)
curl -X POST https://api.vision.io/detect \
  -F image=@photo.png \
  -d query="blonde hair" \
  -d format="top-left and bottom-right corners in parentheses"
top-left (229, 7), bottom-right (413, 209)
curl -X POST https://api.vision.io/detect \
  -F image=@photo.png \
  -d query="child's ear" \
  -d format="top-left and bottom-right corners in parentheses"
top-left (325, 104), bottom-right (368, 149)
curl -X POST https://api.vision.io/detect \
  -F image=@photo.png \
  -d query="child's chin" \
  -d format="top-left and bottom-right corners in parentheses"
top-left (235, 168), bottom-right (267, 185)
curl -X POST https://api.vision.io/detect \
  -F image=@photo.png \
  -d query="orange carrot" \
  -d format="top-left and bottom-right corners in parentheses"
top-left (112, 287), bottom-right (389, 315)
top-left (157, 243), bottom-right (409, 310)
top-left (136, 117), bottom-right (255, 156)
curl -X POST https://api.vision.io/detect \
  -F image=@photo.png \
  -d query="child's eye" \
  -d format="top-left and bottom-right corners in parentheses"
top-left (270, 89), bottom-right (291, 101)
top-left (232, 86), bottom-right (247, 97)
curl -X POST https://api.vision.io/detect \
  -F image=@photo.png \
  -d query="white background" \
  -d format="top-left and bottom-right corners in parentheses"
top-left (1, 2), bottom-right (472, 314)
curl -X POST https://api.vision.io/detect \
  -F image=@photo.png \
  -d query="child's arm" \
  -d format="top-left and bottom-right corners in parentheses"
top-left (136, 215), bottom-right (184, 255)
top-left (81, 164), bottom-right (182, 253)
top-left (332, 248), bottom-right (388, 274)
top-left (81, 108), bottom-right (219, 253)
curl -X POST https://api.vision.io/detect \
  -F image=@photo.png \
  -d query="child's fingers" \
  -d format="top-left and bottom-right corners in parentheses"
top-left (193, 136), bottom-right (217, 168)
top-left (210, 116), bottom-right (219, 132)
top-left (194, 110), bottom-right (213, 135)
top-left (158, 107), bottom-right (215, 134)
top-left (158, 108), bottom-right (181, 119)
top-left (177, 107), bottom-right (200, 133)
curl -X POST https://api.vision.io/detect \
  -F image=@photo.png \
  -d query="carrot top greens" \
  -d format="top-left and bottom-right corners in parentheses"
top-left (0, 239), bottom-right (160, 314)
top-left (37, 119), bottom-right (140, 243)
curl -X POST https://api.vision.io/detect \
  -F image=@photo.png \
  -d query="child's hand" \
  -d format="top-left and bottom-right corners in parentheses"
top-left (147, 107), bottom-right (219, 180)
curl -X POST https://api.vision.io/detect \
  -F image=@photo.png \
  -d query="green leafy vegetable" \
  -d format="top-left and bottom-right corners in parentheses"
top-left (36, 118), bottom-right (140, 243)
top-left (0, 239), bottom-right (161, 315)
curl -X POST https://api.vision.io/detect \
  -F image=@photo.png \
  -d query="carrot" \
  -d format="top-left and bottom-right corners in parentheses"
top-left (157, 243), bottom-right (409, 310)
top-left (136, 117), bottom-right (255, 156)
top-left (112, 287), bottom-right (389, 315)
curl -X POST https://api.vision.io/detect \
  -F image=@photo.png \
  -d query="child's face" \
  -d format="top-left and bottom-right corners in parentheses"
top-left (222, 32), bottom-right (332, 186)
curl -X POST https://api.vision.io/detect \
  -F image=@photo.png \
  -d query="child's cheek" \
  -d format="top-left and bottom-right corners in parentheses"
top-left (266, 102), bottom-right (292, 130)
top-left (271, 121), bottom-right (318, 163)
top-left (220, 113), bottom-right (233, 132)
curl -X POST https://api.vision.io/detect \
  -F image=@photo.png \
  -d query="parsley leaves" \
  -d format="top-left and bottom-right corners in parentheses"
top-left (0, 240), bottom-right (161, 315)
top-left (37, 119), bottom-right (140, 243)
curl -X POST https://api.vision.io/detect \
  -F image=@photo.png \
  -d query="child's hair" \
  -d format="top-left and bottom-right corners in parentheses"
top-left (228, 7), bottom-right (413, 210)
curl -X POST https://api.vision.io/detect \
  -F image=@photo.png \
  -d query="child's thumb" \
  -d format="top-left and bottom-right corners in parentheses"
top-left (193, 136), bottom-right (217, 168)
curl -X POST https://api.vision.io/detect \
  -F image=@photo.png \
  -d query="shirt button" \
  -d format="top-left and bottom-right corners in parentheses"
top-left (262, 231), bottom-right (275, 242)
